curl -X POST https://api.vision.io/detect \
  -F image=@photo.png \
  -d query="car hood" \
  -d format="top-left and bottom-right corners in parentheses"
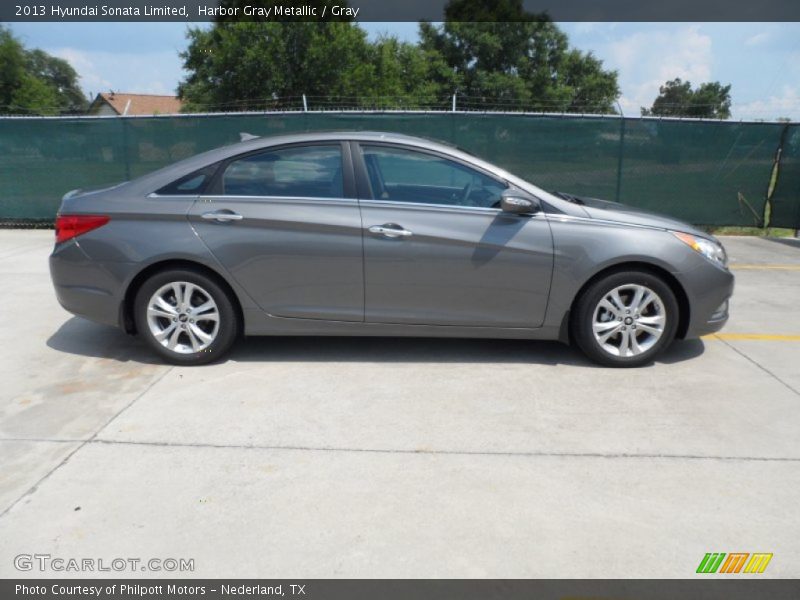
top-left (559, 193), bottom-right (710, 238)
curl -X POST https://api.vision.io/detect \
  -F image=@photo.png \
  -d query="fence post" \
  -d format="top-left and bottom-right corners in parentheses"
top-left (452, 93), bottom-right (456, 112)
top-left (615, 113), bottom-right (626, 204)
top-left (762, 122), bottom-right (790, 229)
top-left (121, 117), bottom-right (131, 181)
top-left (302, 94), bottom-right (308, 112)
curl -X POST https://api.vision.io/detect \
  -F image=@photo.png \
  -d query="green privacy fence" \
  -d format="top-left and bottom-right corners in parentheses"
top-left (770, 124), bottom-right (800, 228)
top-left (1, 112), bottom-right (798, 227)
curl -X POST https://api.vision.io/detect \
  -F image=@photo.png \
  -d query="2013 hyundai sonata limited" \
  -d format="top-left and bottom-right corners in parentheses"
top-left (49, 131), bottom-right (733, 367)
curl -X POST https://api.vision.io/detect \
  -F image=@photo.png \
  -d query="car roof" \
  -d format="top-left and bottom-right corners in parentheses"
top-left (235, 130), bottom-right (459, 152)
top-left (130, 131), bottom-right (472, 193)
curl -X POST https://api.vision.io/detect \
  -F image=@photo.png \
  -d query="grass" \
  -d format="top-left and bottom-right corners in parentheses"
top-left (707, 226), bottom-right (796, 237)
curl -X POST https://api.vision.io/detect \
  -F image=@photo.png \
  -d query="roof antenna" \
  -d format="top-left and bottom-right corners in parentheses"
top-left (239, 132), bottom-right (259, 142)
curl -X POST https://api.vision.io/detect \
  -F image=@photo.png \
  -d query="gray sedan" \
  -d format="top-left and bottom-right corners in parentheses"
top-left (49, 131), bottom-right (733, 367)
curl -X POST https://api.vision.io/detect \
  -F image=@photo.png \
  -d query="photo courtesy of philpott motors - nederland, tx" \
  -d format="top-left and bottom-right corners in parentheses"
top-left (14, 584), bottom-right (216, 597)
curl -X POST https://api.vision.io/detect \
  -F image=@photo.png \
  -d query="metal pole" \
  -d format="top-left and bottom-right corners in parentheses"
top-left (302, 94), bottom-right (308, 112)
top-left (615, 120), bottom-right (626, 203)
top-left (121, 117), bottom-right (131, 181)
top-left (616, 100), bottom-right (625, 202)
top-left (615, 101), bottom-right (625, 203)
top-left (452, 93), bottom-right (456, 112)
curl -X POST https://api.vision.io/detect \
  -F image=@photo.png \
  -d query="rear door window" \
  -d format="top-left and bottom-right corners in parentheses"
top-left (222, 145), bottom-right (344, 198)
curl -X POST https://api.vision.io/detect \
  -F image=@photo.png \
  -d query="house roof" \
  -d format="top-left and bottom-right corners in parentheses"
top-left (91, 92), bottom-right (183, 115)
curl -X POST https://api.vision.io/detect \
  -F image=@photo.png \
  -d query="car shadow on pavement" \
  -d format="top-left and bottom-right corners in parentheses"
top-left (232, 335), bottom-right (592, 366)
top-left (46, 317), bottom-right (162, 364)
top-left (231, 335), bottom-right (705, 367)
top-left (47, 316), bottom-right (705, 367)
top-left (656, 338), bottom-right (706, 364)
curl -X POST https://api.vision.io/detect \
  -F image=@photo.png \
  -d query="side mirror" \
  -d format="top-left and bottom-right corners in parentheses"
top-left (500, 193), bottom-right (539, 215)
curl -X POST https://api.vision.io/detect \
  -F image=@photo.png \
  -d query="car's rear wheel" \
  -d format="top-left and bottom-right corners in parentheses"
top-left (133, 268), bottom-right (239, 365)
top-left (571, 270), bottom-right (679, 367)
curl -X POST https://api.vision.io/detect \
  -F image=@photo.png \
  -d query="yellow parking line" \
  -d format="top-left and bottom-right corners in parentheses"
top-left (703, 333), bottom-right (800, 341)
top-left (730, 264), bottom-right (800, 270)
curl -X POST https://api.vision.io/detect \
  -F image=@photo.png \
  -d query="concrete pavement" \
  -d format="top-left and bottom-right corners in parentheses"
top-left (0, 230), bottom-right (798, 577)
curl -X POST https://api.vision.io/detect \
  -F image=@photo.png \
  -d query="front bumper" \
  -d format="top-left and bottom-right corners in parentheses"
top-left (677, 261), bottom-right (735, 339)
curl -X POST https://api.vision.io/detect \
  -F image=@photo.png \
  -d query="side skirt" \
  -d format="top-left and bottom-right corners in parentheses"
top-left (242, 309), bottom-right (562, 341)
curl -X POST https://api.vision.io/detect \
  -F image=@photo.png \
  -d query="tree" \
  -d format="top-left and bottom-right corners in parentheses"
top-left (178, 0), bottom-right (620, 114)
top-left (25, 49), bottom-right (87, 113)
top-left (0, 26), bottom-right (28, 112)
top-left (178, 0), bottom-right (381, 110)
top-left (642, 78), bottom-right (732, 119)
top-left (12, 73), bottom-right (59, 114)
top-left (0, 26), bottom-right (86, 115)
top-left (178, 22), bottom-right (376, 111)
top-left (418, 0), bottom-right (620, 113)
top-left (364, 36), bottom-right (449, 108)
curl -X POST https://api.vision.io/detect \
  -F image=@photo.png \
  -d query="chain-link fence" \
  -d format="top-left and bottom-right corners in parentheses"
top-left (1, 111), bottom-right (797, 228)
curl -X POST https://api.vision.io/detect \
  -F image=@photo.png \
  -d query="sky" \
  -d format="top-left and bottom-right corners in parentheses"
top-left (8, 21), bottom-right (800, 121)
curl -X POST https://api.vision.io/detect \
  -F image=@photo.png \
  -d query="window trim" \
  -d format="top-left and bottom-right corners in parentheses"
top-left (207, 141), bottom-right (356, 200)
top-left (350, 141), bottom-right (509, 208)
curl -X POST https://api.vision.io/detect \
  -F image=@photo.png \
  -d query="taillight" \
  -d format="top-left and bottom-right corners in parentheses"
top-left (55, 214), bottom-right (110, 244)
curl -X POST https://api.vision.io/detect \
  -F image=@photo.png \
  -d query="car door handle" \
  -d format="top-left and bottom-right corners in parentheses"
top-left (202, 211), bottom-right (244, 222)
top-left (368, 224), bottom-right (413, 238)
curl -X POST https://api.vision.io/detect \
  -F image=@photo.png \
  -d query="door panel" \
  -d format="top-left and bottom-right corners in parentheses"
top-left (189, 197), bottom-right (364, 321)
top-left (190, 197), bottom-right (363, 321)
top-left (355, 142), bottom-right (554, 328)
top-left (361, 202), bottom-right (554, 328)
top-left (188, 143), bottom-right (363, 322)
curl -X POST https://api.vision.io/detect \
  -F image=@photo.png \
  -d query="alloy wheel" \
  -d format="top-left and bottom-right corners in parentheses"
top-left (591, 283), bottom-right (666, 357)
top-left (146, 281), bottom-right (220, 354)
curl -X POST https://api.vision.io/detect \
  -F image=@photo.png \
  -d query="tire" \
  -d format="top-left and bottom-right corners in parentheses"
top-left (133, 268), bottom-right (239, 366)
top-left (571, 269), bottom-right (679, 368)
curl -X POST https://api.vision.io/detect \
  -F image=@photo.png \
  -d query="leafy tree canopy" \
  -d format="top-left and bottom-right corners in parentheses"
top-left (179, 0), bottom-right (620, 113)
top-left (642, 78), bottom-right (732, 119)
top-left (0, 26), bottom-right (87, 115)
top-left (179, 22), bottom-right (377, 111)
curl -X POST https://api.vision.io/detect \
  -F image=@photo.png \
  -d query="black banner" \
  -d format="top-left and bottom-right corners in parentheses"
top-left (2, 0), bottom-right (800, 22)
top-left (4, 580), bottom-right (800, 600)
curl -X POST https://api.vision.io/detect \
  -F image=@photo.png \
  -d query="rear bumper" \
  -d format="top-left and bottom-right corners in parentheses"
top-left (49, 241), bottom-right (127, 328)
top-left (677, 262), bottom-right (735, 339)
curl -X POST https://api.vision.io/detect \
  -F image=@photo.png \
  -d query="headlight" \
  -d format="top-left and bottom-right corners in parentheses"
top-left (672, 231), bottom-right (728, 268)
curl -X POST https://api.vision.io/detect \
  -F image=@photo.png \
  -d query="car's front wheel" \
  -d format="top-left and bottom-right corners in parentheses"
top-left (571, 270), bottom-right (679, 367)
top-left (134, 268), bottom-right (239, 365)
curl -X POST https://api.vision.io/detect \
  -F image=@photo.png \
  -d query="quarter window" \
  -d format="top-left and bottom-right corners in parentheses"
top-left (222, 145), bottom-right (344, 198)
top-left (155, 164), bottom-right (217, 195)
top-left (360, 145), bottom-right (506, 208)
